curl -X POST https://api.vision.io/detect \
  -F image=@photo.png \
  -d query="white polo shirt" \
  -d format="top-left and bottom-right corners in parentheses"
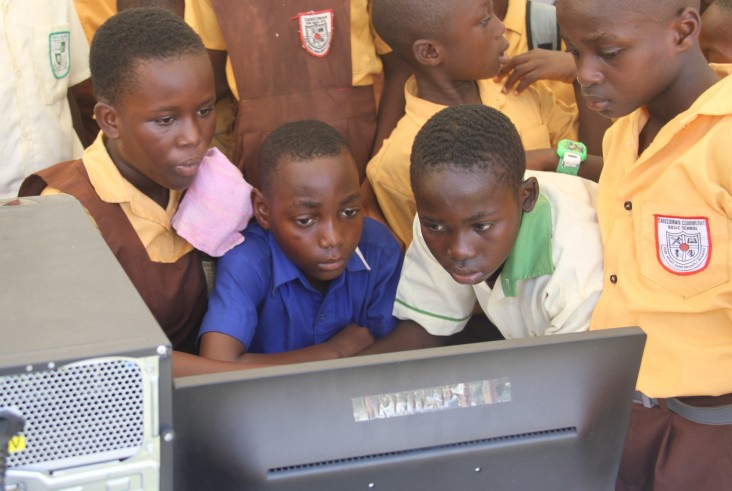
top-left (0, 0), bottom-right (90, 198)
top-left (393, 171), bottom-right (603, 339)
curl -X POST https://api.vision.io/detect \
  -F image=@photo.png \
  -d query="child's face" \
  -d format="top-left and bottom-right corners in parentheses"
top-left (558, 0), bottom-right (684, 119)
top-left (413, 167), bottom-right (535, 286)
top-left (104, 53), bottom-right (216, 192)
top-left (437, 0), bottom-right (509, 81)
top-left (256, 151), bottom-right (364, 288)
top-left (700, 3), bottom-right (732, 63)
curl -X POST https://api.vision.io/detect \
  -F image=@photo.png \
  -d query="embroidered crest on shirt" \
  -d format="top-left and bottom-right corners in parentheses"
top-left (49, 31), bottom-right (71, 79)
top-left (295, 10), bottom-right (334, 57)
top-left (655, 215), bottom-right (711, 275)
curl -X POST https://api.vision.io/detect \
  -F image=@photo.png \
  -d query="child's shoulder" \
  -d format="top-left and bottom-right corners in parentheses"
top-left (529, 172), bottom-right (598, 216)
top-left (220, 221), bottom-right (271, 262)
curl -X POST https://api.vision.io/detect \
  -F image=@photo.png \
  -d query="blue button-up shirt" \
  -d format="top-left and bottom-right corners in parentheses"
top-left (198, 218), bottom-right (403, 353)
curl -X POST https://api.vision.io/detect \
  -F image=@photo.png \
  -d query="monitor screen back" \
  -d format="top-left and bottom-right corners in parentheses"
top-left (173, 327), bottom-right (645, 491)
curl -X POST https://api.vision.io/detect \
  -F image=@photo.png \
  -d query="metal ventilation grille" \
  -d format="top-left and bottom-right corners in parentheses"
top-left (268, 427), bottom-right (577, 476)
top-left (1, 358), bottom-right (145, 470)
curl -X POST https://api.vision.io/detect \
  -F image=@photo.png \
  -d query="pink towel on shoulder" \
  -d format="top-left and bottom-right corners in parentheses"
top-left (172, 147), bottom-right (254, 257)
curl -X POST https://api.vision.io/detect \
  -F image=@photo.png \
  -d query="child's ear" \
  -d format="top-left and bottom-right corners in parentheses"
top-left (519, 177), bottom-right (539, 213)
top-left (412, 39), bottom-right (441, 67)
top-left (94, 101), bottom-right (121, 140)
top-left (673, 7), bottom-right (701, 51)
top-left (252, 188), bottom-right (271, 230)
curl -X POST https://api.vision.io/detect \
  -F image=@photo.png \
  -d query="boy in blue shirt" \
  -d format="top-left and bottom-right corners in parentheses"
top-left (199, 120), bottom-right (403, 366)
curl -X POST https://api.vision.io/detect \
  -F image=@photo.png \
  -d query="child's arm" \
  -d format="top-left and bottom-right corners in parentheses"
top-left (372, 52), bottom-right (412, 156)
top-left (357, 320), bottom-right (447, 355)
top-left (199, 325), bottom-right (375, 367)
top-left (495, 49), bottom-right (576, 95)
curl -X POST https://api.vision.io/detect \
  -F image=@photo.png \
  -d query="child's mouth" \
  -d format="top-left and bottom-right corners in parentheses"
top-left (174, 161), bottom-right (201, 178)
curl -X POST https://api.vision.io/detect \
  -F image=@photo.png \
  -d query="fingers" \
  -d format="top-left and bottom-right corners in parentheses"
top-left (501, 60), bottom-right (540, 95)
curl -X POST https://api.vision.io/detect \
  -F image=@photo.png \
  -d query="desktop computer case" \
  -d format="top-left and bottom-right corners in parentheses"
top-left (0, 196), bottom-right (173, 491)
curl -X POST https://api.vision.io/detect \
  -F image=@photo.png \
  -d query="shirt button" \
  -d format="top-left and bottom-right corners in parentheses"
top-left (624, 201), bottom-right (632, 211)
top-left (610, 274), bottom-right (618, 284)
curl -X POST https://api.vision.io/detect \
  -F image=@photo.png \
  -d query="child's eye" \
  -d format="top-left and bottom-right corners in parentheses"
top-left (480, 15), bottom-right (492, 26)
top-left (423, 223), bottom-right (446, 233)
top-left (472, 223), bottom-right (493, 232)
top-left (295, 217), bottom-right (316, 226)
top-left (599, 49), bottom-right (621, 60)
top-left (197, 106), bottom-right (214, 118)
top-left (155, 116), bottom-right (176, 126)
top-left (340, 207), bottom-right (360, 219)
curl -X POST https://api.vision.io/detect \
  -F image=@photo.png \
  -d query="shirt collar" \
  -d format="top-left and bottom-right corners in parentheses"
top-left (499, 193), bottom-right (554, 297)
top-left (268, 231), bottom-right (371, 292)
top-left (627, 65), bottom-right (732, 154)
top-left (404, 77), bottom-right (507, 127)
top-left (84, 133), bottom-right (182, 222)
top-left (686, 64), bottom-right (732, 117)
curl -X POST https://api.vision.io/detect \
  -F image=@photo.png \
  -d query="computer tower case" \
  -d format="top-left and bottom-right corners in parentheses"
top-left (0, 195), bottom-right (173, 491)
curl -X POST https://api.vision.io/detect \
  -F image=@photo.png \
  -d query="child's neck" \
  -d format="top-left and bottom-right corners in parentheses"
top-left (104, 138), bottom-right (171, 209)
top-left (640, 56), bottom-right (720, 153)
top-left (416, 78), bottom-right (482, 107)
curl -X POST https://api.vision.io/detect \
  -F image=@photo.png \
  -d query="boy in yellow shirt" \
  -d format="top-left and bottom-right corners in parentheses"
top-left (558, 0), bottom-right (732, 488)
top-left (365, 0), bottom-right (604, 247)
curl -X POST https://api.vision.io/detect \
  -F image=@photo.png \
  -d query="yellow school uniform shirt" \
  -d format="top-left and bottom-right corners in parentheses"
top-left (366, 76), bottom-right (578, 246)
top-left (42, 133), bottom-right (193, 263)
top-left (184, 0), bottom-right (385, 100)
top-left (502, 0), bottom-right (576, 110)
top-left (591, 65), bottom-right (732, 398)
top-left (73, 0), bottom-right (115, 45)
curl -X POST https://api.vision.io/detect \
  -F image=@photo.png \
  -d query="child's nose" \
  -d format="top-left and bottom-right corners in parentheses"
top-left (318, 219), bottom-right (343, 249)
top-left (576, 55), bottom-right (603, 87)
top-left (178, 117), bottom-right (203, 147)
top-left (447, 235), bottom-right (476, 262)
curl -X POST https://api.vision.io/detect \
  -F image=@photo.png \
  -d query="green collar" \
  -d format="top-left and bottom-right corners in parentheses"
top-left (499, 194), bottom-right (554, 297)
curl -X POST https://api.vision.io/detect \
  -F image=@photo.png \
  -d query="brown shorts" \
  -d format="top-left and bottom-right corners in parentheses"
top-left (616, 393), bottom-right (732, 491)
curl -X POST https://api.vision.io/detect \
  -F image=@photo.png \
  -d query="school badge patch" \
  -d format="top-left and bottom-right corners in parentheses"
top-left (49, 31), bottom-right (71, 79)
top-left (655, 215), bottom-right (711, 275)
top-left (295, 10), bottom-right (334, 57)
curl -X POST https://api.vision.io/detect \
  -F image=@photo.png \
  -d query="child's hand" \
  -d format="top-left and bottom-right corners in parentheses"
top-left (495, 50), bottom-right (576, 95)
top-left (327, 324), bottom-right (375, 358)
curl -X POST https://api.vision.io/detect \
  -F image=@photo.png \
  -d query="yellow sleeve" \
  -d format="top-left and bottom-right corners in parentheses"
top-left (537, 84), bottom-right (579, 147)
top-left (184, 0), bottom-right (227, 50)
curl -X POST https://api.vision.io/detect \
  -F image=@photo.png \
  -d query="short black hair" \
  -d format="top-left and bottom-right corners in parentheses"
top-left (258, 120), bottom-right (353, 194)
top-left (90, 7), bottom-right (205, 104)
top-left (371, 0), bottom-right (452, 59)
top-left (714, 0), bottom-right (732, 10)
top-left (411, 104), bottom-right (526, 194)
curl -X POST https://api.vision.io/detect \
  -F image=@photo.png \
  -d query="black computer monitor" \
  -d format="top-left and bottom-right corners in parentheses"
top-left (172, 327), bottom-right (645, 491)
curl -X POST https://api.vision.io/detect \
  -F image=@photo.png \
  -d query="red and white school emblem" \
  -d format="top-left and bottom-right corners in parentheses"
top-left (655, 215), bottom-right (711, 275)
top-left (296, 10), bottom-right (334, 57)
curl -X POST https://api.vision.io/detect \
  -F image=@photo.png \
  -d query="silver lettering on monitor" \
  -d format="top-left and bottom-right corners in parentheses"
top-left (351, 377), bottom-right (511, 422)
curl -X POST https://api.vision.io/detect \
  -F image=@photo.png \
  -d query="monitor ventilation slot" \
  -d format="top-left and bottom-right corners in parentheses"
top-left (268, 426), bottom-right (577, 476)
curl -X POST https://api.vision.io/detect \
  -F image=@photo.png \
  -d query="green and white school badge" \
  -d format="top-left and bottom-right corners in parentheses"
top-left (49, 31), bottom-right (71, 79)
